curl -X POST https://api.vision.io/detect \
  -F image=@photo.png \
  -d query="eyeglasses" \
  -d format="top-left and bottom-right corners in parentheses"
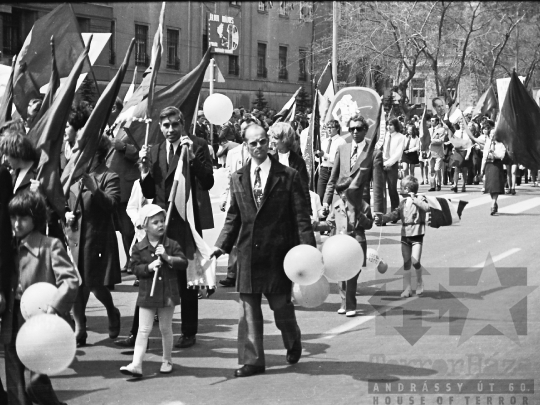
top-left (248, 138), bottom-right (268, 147)
top-left (349, 127), bottom-right (364, 132)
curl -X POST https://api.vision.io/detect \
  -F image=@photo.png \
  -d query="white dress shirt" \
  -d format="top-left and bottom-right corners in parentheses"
top-left (251, 156), bottom-right (272, 191)
top-left (383, 132), bottom-right (406, 167)
top-left (278, 151), bottom-right (291, 166)
top-left (320, 134), bottom-right (346, 168)
top-left (350, 139), bottom-right (366, 158)
top-left (165, 138), bottom-right (182, 165)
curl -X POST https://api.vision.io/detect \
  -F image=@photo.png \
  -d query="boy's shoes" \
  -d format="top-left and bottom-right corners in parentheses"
top-left (346, 310), bottom-right (356, 317)
top-left (416, 282), bottom-right (424, 296)
top-left (337, 308), bottom-right (346, 314)
top-left (401, 288), bottom-right (412, 298)
top-left (120, 364), bottom-right (142, 378)
top-left (160, 361), bottom-right (174, 374)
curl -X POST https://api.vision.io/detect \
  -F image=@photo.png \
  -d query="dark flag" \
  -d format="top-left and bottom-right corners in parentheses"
top-left (12, 3), bottom-right (86, 120)
top-left (62, 39), bottom-right (135, 196)
top-left (472, 85), bottom-right (498, 117)
top-left (273, 87), bottom-right (302, 122)
top-left (493, 71), bottom-right (540, 171)
top-left (29, 38), bottom-right (92, 218)
top-left (146, 2), bottom-right (165, 126)
top-left (0, 56), bottom-right (16, 127)
top-left (426, 197), bottom-right (468, 228)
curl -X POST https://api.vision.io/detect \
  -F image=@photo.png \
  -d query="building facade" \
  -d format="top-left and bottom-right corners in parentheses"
top-left (0, 2), bottom-right (315, 111)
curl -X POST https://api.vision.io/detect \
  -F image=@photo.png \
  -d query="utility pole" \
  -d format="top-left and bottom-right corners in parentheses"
top-left (332, 2), bottom-right (338, 87)
top-left (209, 58), bottom-right (215, 147)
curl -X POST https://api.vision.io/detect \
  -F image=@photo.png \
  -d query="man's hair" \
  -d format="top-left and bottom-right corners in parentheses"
top-left (430, 117), bottom-right (440, 125)
top-left (347, 114), bottom-right (369, 131)
top-left (244, 123), bottom-right (267, 139)
top-left (268, 122), bottom-right (296, 149)
top-left (328, 119), bottom-right (341, 134)
top-left (0, 132), bottom-right (39, 162)
top-left (114, 97), bottom-right (123, 112)
top-left (0, 118), bottom-right (26, 136)
top-left (159, 106), bottom-right (184, 123)
top-left (402, 175), bottom-right (419, 193)
top-left (28, 98), bottom-right (43, 110)
top-left (335, 177), bottom-right (353, 194)
top-left (8, 190), bottom-right (48, 232)
top-left (68, 101), bottom-right (93, 131)
top-left (432, 97), bottom-right (444, 107)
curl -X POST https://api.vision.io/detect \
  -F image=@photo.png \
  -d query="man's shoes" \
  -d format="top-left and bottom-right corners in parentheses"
top-left (286, 336), bottom-right (302, 364)
top-left (175, 335), bottom-right (196, 348)
top-left (436, 185), bottom-right (441, 191)
top-left (115, 334), bottom-right (136, 347)
top-left (234, 365), bottom-right (266, 377)
top-left (160, 361), bottom-right (174, 374)
top-left (219, 278), bottom-right (236, 287)
top-left (108, 307), bottom-right (121, 339)
top-left (120, 363), bottom-right (142, 378)
top-left (428, 188), bottom-right (436, 192)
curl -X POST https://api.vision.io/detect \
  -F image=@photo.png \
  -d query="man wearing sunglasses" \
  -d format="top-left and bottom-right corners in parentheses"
top-left (322, 114), bottom-right (371, 214)
top-left (137, 106), bottom-right (214, 350)
top-left (210, 124), bottom-right (316, 378)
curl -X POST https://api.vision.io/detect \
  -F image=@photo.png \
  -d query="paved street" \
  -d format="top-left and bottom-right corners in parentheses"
top-left (2, 168), bottom-right (539, 405)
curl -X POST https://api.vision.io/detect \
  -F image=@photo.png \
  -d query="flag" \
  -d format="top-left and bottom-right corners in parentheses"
top-left (345, 102), bottom-right (384, 206)
top-left (146, 2), bottom-right (165, 122)
top-left (419, 105), bottom-right (430, 152)
top-left (426, 197), bottom-right (468, 228)
top-left (304, 90), bottom-right (319, 190)
top-left (317, 61), bottom-right (335, 120)
top-left (0, 56), bottom-right (16, 127)
top-left (493, 71), bottom-right (540, 171)
top-left (123, 66), bottom-right (138, 104)
top-left (31, 37), bottom-right (60, 130)
top-left (27, 38), bottom-right (91, 218)
top-left (173, 146), bottom-right (216, 288)
top-left (473, 86), bottom-right (498, 117)
top-left (61, 38), bottom-right (135, 196)
top-left (12, 3), bottom-right (86, 120)
top-left (387, 105), bottom-right (397, 120)
top-left (120, 48), bottom-right (211, 147)
top-left (274, 87), bottom-right (302, 122)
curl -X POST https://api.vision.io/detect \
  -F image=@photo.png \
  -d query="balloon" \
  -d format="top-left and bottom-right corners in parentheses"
top-left (292, 276), bottom-right (330, 308)
top-left (365, 248), bottom-right (382, 271)
top-left (16, 314), bottom-right (76, 375)
top-left (321, 235), bottom-right (364, 281)
top-left (20, 282), bottom-right (58, 320)
top-left (284, 244), bottom-right (324, 285)
top-left (203, 93), bottom-right (233, 125)
top-left (377, 260), bottom-right (388, 274)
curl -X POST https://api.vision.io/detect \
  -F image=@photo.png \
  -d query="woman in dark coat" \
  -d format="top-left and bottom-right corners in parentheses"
top-left (480, 127), bottom-right (506, 215)
top-left (66, 136), bottom-right (121, 345)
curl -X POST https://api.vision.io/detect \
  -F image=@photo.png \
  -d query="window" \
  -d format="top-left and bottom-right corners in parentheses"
top-left (167, 29), bottom-right (180, 70)
top-left (279, 46), bottom-right (288, 80)
top-left (298, 49), bottom-right (307, 81)
top-left (1, 12), bottom-right (18, 56)
top-left (257, 43), bottom-right (267, 78)
top-left (279, 1), bottom-right (292, 16)
top-left (258, 2), bottom-right (272, 12)
top-left (228, 55), bottom-right (239, 76)
top-left (77, 17), bottom-right (91, 32)
top-left (109, 20), bottom-right (116, 65)
top-left (135, 24), bottom-right (149, 67)
top-left (411, 78), bottom-right (426, 105)
top-left (230, 1), bottom-right (241, 6)
top-left (299, 2), bottom-right (313, 22)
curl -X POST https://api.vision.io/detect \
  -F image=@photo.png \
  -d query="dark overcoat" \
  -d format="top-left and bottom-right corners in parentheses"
top-left (67, 163), bottom-right (121, 287)
top-left (216, 156), bottom-right (316, 294)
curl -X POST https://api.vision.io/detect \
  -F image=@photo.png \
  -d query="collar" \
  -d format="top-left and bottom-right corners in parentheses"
top-left (18, 231), bottom-right (42, 257)
top-left (352, 139), bottom-right (366, 149)
top-left (166, 138), bottom-right (182, 151)
top-left (278, 150), bottom-right (290, 158)
top-left (250, 155), bottom-right (271, 175)
top-left (331, 134), bottom-right (341, 140)
top-left (138, 235), bottom-right (171, 250)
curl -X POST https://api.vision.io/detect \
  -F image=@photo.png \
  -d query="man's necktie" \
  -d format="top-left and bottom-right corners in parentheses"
top-left (383, 133), bottom-right (392, 161)
top-left (253, 166), bottom-right (263, 208)
top-left (325, 136), bottom-right (333, 154)
top-left (167, 144), bottom-right (174, 171)
top-left (350, 144), bottom-right (358, 170)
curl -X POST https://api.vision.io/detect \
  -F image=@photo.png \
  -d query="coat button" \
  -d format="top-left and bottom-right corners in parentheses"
top-left (159, 277), bottom-right (162, 280)
top-left (74, 243), bottom-right (78, 247)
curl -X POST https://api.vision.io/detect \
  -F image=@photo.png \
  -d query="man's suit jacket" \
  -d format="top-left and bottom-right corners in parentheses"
top-left (140, 136), bottom-right (214, 241)
top-left (216, 155), bottom-right (316, 294)
top-left (323, 141), bottom-right (372, 206)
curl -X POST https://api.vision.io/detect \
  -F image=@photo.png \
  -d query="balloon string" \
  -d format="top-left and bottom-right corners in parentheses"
top-left (377, 217), bottom-right (383, 252)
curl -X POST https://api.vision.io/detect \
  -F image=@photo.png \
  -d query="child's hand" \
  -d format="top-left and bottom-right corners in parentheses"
top-left (155, 245), bottom-right (169, 263)
top-left (148, 259), bottom-right (162, 272)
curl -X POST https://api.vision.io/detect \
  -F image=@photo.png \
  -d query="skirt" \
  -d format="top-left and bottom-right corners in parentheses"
top-left (485, 159), bottom-right (505, 194)
top-left (402, 151), bottom-right (419, 165)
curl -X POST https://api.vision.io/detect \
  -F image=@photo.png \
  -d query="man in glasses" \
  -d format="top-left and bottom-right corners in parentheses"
top-left (136, 106), bottom-right (214, 350)
top-left (322, 114), bottom-right (371, 214)
top-left (211, 124), bottom-right (315, 378)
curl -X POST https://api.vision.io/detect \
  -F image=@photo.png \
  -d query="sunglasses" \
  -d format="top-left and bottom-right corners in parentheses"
top-left (349, 127), bottom-right (364, 132)
top-left (248, 138), bottom-right (268, 147)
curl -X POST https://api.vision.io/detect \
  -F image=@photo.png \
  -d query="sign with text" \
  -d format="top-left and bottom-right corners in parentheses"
top-left (207, 13), bottom-right (239, 55)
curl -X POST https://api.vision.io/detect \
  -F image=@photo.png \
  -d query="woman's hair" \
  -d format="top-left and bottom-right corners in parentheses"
top-left (335, 177), bottom-right (353, 194)
top-left (0, 132), bottom-right (39, 162)
top-left (401, 175), bottom-right (419, 193)
top-left (8, 190), bottom-right (48, 231)
top-left (389, 118), bottom-right (402, 133)
top-left (268, 122), bottom-right (297, 150)
top-left (406, 124), bottom-right (419, 138)
top-left (68, 101), bottom-right (93, 131)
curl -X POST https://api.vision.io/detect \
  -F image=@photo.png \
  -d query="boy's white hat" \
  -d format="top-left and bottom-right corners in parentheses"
top-left (138, 203), bottom-right (166, 226)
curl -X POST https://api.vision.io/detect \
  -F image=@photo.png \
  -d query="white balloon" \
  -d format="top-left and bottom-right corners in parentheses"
top-left (284, 245), bottom-right (325, 285)
top-left (365, 248), bottom-right (381, 271)
top-left (292, 276), bottom-right (330, 308)
top-left (16, 314), bottom-right (76, 375)
top-left (203, 93), bottom-right (234, 125)
top-left (321, 235), bottom-right (364, 281)
top-left (20, 282), bottom-right (58, 320)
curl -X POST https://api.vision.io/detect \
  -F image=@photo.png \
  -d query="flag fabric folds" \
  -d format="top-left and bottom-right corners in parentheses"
top-left (426, 197), bottom-right (468, 228)
top-left (493, 71), bottom-right (540, 171)
top-left (0, 57), bottom-right (16, 128)
top-left (123, 66), bottom-right (138, 105)
top-left (61, 39), bottom-right (135, 196)
top-left (173, 146), bottom-right (216, 288)
top-left (472, 85), bottom-right (498, 117)
top-left (304, 90), bottom-right (319, 190)
top-left (27, 38), bottom-right (92, 218)
top-left (146, 2), bottom-right (165, 121)
top-left (12, 3), bottom-right (86, 120)
top-left (317, 61), bottom-right (335, 120)
top-left (419, 105), bottom-right (430, 152)
top-left (273, 87), bottom-right (302, 122)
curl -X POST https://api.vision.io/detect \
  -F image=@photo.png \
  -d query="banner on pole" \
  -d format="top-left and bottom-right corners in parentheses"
top-left (207, 13), bottom-right (239, 55)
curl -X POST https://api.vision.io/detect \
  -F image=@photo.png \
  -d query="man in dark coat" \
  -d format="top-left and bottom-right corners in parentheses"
top-left (211, 124), bottom-right (316, 378)
top-left (139, 106), bottom-right (214, 349)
